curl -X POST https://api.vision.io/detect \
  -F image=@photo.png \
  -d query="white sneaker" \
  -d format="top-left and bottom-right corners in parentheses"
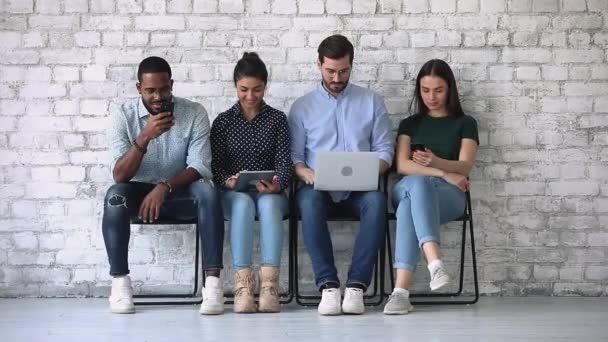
top-left (383, 291), bottom-right (414, 315)
top-left (429, 265), bottom-right (451, 291)
top-left (109, 276), bottom-right (135, 314)
top-left (199, 276), bottom-right (224, 315)
top-left (341, 287), bottom-right (364, 315)
top-left (318, 288), bottom-right (342, 315)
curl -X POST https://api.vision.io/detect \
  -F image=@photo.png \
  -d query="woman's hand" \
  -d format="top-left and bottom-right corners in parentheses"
top-left (442, 172), bottom-right (469, 192)
top-left (412, 148), bottom-right (435, 167)
top-left (256, 176), bottom-right (281, 194)
top-left (225, 174), bottom-right (239, 189)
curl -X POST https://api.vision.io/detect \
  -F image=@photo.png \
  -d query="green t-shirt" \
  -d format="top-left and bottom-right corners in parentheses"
top-left (397, 114), bottom-right (479, 161)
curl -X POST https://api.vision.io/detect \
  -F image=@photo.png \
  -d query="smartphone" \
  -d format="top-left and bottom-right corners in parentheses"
top-left (160, 101), bottom-right (174, 115)
top-left (410, 143), bottom-right (425, 152)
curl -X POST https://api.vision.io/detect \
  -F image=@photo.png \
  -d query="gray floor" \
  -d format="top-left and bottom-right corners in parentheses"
top-left (1, 297), bottom-right (607, 341)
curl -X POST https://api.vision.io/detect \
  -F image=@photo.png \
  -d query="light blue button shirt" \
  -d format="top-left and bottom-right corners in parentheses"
top-left (289, 82), bottom-right (394, 201)
top-left (108, 96), bottom-right (212, 183)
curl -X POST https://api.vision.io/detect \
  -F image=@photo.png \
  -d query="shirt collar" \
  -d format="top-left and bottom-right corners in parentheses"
top-left (231, 101), bottom-right (269, 118)
top-left (137, 98), bottom-right (151, 118)
top-left (137, 96), bottom-right (174, 119)
top-left (317, 81), bottom-right (352, 100)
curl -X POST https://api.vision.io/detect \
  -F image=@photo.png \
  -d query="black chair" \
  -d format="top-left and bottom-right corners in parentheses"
top-left (133, 215), bottom-right (295, 306)
top-left (132, 218), bottom-right (203, 306)
top-left (383, 174), bottom-right (479, 305)
top-left (289, 180), bottom-right (386, 307)
top-left (222, 212), bottom-right (294, 305)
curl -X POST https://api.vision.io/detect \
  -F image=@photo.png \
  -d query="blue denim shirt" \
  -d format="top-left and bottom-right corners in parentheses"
top-left (289, 83), bottom-right (394, 201)
top-left (108, 96), bottom-right (212, 183)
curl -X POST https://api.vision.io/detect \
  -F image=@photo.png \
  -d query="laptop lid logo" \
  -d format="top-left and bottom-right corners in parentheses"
top-left (341, 166), bottom-right (353, 176)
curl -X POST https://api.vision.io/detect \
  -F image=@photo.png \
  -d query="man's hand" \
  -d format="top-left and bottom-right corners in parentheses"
top-left (412, 148), bottom-right (435, 167)
top-left (295, 164), bottom-right (315, 185)
top-left (138, 184), bottom-right (170, 223)
top-left (257, 176), bottom-right (281, 194)
top-left (141, 112), bottom-right (174, 141)
top-left (225, 174), bottom-right (239, 189)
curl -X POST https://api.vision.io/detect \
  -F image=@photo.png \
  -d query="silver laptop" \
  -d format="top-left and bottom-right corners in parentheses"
top-left (314, 152), bottom-right (380, 191)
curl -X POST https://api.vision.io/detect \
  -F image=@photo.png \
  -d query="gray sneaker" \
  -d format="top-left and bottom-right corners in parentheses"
top-left (383, 292), bottom-right (414, 315)
top-left (429, 266), bottom-right (451, 291)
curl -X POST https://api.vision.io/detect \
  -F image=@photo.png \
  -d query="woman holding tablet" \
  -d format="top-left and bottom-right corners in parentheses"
top-left (210, 52), bottom-right (292, 313)
top-left (384, 59), bottom-right (479, 315)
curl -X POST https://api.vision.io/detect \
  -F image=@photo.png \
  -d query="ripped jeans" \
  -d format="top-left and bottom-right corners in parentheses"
top-left (101, 181), bottom-right (224, 276)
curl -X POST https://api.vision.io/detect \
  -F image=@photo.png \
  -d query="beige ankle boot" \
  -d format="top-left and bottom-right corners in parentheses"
top-left (258, 266), bottom-right (280, 313)
top-left (234, 268), bottom-right (256, 313)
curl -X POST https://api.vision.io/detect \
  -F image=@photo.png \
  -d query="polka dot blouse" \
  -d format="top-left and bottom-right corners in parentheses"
top-left (210, 102), bottom-right (293, 190)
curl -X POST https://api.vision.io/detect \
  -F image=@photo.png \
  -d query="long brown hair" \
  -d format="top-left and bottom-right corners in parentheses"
top-left (409, 59), bottom-right (464, 117)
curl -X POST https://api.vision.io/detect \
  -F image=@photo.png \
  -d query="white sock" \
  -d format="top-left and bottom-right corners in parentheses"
top-left (205, 276), bottom-right (220, 288)
top-left (112, 275), bottom-right (128, 283)
top-left (427, 259), bottom-right (444, 274)
top-left (392, 288), bottom-right (410, 297)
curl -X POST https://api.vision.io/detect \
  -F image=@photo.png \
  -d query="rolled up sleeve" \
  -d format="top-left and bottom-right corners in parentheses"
top-left (186, 105), bottom-right (213, 179)
top-left (274, 114), bottom-right (293, 190)
top-left (288, 102), bottom-right (307, 166)
top-left (371, 94), bottom-right (395, 166)
top-left (108, 104), bottom-right (131, 177)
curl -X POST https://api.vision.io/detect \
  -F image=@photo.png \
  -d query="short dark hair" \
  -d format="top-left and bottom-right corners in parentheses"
top-left (137, 56), bottom-right (172, 82)
top-left (317, 34), bottom-right (354, 64)
top-left (233, 52), bottom-right (268, 85)
top-left (409, 59), bottom-right (464, 117)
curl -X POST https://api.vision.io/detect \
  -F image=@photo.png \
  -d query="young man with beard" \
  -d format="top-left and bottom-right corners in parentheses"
top-left (103, 56), bottom-right (225, 315)
top-left (289, 35), bottom-right (394, 315)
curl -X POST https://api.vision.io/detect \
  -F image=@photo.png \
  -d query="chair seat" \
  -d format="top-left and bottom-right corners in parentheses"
top-left (130, 218), bottom-right (197, 225)
top-left (385, 212), bottom-right (469, 222)
top-left (130, 215), bottom-right (290, 225)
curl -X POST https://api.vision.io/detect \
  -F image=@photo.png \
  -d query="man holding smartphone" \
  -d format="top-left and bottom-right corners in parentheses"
top-left (103, 56), bottom-right (225, 315)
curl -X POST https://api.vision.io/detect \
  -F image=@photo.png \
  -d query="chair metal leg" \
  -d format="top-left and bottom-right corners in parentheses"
top-left (385, 225), bottom-right (395, 297)
top-left (222, 219), bottom-right (295, 305)
top-left (293, 218), bottom-right (386, 307)
top-left (410, 215), bottom-right (479, 304)
top-left (134, 224), bottom-right (203, 306)
top-left (386, 195), bottom-right (479, 305)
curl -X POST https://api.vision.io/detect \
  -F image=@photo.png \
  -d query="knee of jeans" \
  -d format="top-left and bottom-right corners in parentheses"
top-left (408, 175), bottom-right (433, 191)
top-left (392, 175), bottom-right (432, 200)
top-left (189, 181), bottom-right (219, 206)
top-left (361, 191), bottom-right (387, 212)
top-left (227, 193), bottom-right (255, 218)
top-left (104, 183), bottom-right (132, 211)
top-left (296, 187), bottom-right (324, 212)
top-left (256, 194), bottom-right (285, 214)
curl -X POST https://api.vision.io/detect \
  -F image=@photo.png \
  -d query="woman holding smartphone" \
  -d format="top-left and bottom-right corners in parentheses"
top-left (210, 52), bottom-right (292, 313)
top-left (384, 59), bottom-right (479, 315)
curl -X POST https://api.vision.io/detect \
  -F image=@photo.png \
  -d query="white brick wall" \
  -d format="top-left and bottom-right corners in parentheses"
top-left (0, 0), bottom-right (607, 297)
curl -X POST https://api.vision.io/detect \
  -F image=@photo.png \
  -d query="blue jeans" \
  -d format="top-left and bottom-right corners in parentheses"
top-left (101, 180), bottom-right (224, 275)
top-left (392, 176), bottom-right (466, 271)
top-left (221, 190), bottom-right (288, 269)
top-left (296, 185), bottom-right (387, 290)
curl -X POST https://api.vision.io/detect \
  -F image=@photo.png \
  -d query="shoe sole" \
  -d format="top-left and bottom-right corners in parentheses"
top-left (319, 311), bottom-right (342, 316)
top-left (200, 309), bottom-right (224, 315)
top-left (342, 306), bottom-right (364, 315)
top-left (318, 308), bottom-right (342, 316)
top-left (383, 305), bottom-right (414, 315)
top-left (111, 308), bottom-right (135, 314)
